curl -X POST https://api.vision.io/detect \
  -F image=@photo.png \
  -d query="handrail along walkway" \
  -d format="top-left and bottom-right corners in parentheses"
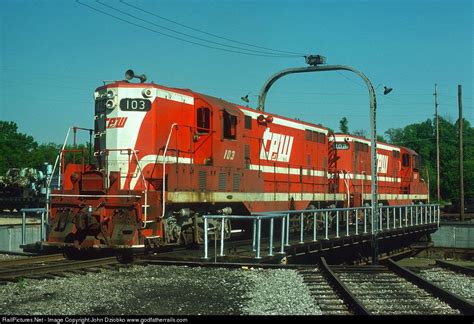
top-left (202, 204), bottom-right (440, 260)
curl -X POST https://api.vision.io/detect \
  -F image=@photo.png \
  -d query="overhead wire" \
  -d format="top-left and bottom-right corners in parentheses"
top-left (4, 94), bottom-right (90, 104)
top-left (0, 67), bottom-right (93, 81)
top-left (76, 0), bottom-right (303, 58)
top-left (0, 68), bottom-right (469, 108)
top-left (119, 0), bottom-right (305, 56)
top-left (95, 0), bottom-right (301, 57)
top-left (334, 71), bottom-right (473, 109)
top-left (0, 81), bottom-right (90, 92)
top-left (334, 71), bottom-right (435, 106)
top-left (335, 71), bottom-right (367, 90)
top-left (333, 71), bottom-right (474, 107)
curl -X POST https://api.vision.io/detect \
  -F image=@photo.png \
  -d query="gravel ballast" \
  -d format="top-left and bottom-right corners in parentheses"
top-left (0, 265), bottom-right (320, 315)
top-left (418, 267), bottom-right (474, 303)
top-left (241, 268), bottom-right (321, 315)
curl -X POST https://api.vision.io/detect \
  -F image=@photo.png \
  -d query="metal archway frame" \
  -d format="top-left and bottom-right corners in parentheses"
top-left (257, 64), bottom-right (380, 264)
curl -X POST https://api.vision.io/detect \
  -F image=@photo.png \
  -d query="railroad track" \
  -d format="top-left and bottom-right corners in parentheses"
top-left (0, 254), bottom-right (119, 283)
top-left (0, 253), bottom-right (65, 269)
top-left (318, 258), bottom-right (473, 315)
top-left (435, 259), bottom-right (474, 276)
top-left (138, 255), bottom-right (474, 315)
top-left (385, 259), bottom-right (473, 314)
top-left (1, 251), bottom-right (471, 315)
top-left (403, 259), bottom-right (474, 306)
top-left (297, 265), bottom-right (352, 315)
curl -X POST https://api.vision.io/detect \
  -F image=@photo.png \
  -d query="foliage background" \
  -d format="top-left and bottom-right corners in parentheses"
top-left (0, 121), bottom-right (92, 177)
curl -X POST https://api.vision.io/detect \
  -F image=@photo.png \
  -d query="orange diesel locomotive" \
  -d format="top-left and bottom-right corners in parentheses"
top-left (46, 71), bottom-right (428, 252)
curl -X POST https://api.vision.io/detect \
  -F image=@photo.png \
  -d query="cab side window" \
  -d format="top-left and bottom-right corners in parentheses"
top-left (197, 107), bottom-right (210, 134)
top-left (402, 153), bottom-right (410, 167)
top-left (244, 115), bottom-right (252, 129)
top-left (413, 155), bottom-right (421, 170)
top-left (223, 110), bottom-right (237, 140)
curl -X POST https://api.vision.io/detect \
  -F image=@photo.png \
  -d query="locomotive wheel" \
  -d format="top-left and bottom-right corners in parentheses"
top-left (180, 223), bottom-right (203, 248)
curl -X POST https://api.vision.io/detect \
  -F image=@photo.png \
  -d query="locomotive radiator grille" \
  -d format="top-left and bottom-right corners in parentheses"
top-left (233, 173), bottom-right (241, 192)
top-left (218, 173), bottom-right (226, 191)
top-left (198, 171), bottom-right (207, 190)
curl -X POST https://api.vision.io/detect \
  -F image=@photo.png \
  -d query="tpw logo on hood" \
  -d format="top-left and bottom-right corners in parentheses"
top-left (377, 154), bottom-right (388, 174)
top-left (106, 117), bottom-right (127, 129)
top-left (260, 128), bottom-right (294, 162)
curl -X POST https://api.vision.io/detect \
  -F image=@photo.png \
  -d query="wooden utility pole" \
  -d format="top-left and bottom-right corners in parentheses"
top-left (458, 85), bottom-right (464, 221)
top-left (425, 166), bottom-right (430, 203)
top-left (434, 84), bottom-right (440, 202)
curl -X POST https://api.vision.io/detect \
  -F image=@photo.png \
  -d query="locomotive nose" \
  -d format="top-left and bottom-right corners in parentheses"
top-left (74, 206), bottom-right (101, 232)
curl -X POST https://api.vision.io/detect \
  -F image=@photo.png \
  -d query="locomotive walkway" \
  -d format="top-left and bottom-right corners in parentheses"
top-left (153, 204), bottom-right (440, 265)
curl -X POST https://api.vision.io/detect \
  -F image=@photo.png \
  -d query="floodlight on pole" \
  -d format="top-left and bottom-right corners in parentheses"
top-left (375, 84), bottom-right (393, 95)
top-left (383, 86), bottom-right (393, 95)
top-left (241, 93), bottom-right (250, 103)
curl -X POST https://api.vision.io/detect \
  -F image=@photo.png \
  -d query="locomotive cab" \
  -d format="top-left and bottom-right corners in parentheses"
top-left (400, 147), bottom-right (427, 199)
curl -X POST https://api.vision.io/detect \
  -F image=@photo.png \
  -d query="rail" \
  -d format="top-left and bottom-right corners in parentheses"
top-left (0, 254), bottom-right (65, 268)
top-left (385, 258), bottom-right (474, 315)
top-left (329, 260), bottom-right (464, 315)
top-left (434, 259), bottom-right (474, 276)
top-left (20, 208), bottom-right (46, 244)
top-left (319, 257), bottom-right (370, 315)
top-left (202, 204), bottom-right (439, 260)
top-left (0, 257), bottom-right (118, 282)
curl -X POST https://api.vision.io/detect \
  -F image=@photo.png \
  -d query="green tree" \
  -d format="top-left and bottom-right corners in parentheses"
top-left (352, 129), bottom-right (367, 138)
top-left (31, 143), bottom-right (62, 170)
top-left (385, 117), bottom-right (474, 204)
top-left (376, 135), bottom-right (385, 143)
top-left (339, 117), bottom-right (349, 133)
top-left (61, 143), bottom-right (96, 166)
top-left (0, 121), bottom-right (94, 175)
top-left (0, 121), bottom-right (38, 174)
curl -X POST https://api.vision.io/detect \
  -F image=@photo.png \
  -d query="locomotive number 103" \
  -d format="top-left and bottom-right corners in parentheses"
top-left (223, 149), bottom-right (236, 160)
top-left (120, 99), bottom-right (152, 111)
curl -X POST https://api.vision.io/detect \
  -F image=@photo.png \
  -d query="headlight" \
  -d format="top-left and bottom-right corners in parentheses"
top-left (106, 99), bottom-right (116, 109)
top-left (142, 88), bottom-right (153, 98)
top-left (107, 90), bottom-right (115, 99)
